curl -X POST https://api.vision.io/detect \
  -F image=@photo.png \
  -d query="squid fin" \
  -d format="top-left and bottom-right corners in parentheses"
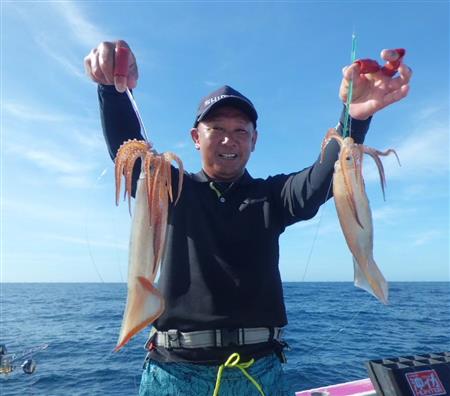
top-left (352, 256), bottom-right (388, 305)
top-left (114, 276), bottom-right (165, 352)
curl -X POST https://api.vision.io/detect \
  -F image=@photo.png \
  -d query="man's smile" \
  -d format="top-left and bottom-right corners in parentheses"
top-left (218, 153), bottom-right (238, 159)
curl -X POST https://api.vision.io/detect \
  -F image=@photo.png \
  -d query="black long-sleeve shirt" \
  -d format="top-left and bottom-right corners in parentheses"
top-left (98, 84), bottom-right (371, 363)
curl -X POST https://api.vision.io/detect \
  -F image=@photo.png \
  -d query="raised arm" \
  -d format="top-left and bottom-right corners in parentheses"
top-left (97, 85), bottom-right (142, 160)
top-left (276, 109), bottom-right (371, 225)
top-left (278, 48), bottom-right (411, 225)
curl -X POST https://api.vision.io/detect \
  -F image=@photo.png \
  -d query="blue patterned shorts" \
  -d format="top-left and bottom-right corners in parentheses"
top-left (139, 354), bottom-right (288, 396)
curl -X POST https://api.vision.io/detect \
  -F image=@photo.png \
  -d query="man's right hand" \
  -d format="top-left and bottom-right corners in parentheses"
top-left (84, 40), bottom-right (138, 93)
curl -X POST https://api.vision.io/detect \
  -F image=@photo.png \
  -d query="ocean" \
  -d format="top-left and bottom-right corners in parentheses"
top-left (1, 282), bottom-right (449, 395)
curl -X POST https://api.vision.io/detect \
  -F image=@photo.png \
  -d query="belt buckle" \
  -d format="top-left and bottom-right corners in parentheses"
top-left (220, 328), bottom-right (240, 347)
top-left (166, 329), bottom-right (181, 349)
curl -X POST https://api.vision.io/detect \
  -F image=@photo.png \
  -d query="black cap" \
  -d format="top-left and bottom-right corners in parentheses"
top-left (193, 85), bottom-right (258, 127)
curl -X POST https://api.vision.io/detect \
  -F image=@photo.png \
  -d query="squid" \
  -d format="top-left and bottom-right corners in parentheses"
top-left (114, 139), bottom-right (183, 351)
top-left (321, 128), bottom-right (400, 304)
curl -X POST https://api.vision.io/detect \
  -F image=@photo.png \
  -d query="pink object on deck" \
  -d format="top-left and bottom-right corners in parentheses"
top-left (295, 378), bottom-right (376, 396)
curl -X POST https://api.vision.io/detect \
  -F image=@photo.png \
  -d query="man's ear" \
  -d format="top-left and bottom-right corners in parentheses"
top-left (251, 130), bottom-right (258, 152)
top-left (191, 128), bottom-right (200, 149)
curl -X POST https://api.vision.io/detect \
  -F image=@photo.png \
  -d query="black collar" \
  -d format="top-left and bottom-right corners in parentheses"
top-left (191, 169), bottom-right (254, 185)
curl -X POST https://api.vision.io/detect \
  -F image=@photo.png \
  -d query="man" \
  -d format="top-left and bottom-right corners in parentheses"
top-left (85, 40), bottom-right (411, 395)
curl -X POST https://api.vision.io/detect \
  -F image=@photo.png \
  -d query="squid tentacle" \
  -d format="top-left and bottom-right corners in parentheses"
top-left (163, 155), bottom-right (173, 203)
top-left (124, 151), bottom-right (145, 213)
top-left (363, 146), bottom-right (399, 201)
top-left (320, 128), bottom-right (344, 163)
top-left (373, 148), bottom-right (401, 166)
top-left (163, 152), bottom-right (184, 204)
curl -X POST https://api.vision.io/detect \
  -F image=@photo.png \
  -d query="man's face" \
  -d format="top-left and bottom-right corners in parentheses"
top-left (191, 106), bottom-right (258, 181)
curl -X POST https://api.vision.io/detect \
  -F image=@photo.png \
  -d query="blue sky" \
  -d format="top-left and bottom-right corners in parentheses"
top-left (1, 1), bottom-right (449, 283)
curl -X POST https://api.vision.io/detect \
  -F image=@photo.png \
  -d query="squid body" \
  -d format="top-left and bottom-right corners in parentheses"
top-left (321, 128), bottom-right (400, 304)
top-left (114, 139), bottom-right (183, 351)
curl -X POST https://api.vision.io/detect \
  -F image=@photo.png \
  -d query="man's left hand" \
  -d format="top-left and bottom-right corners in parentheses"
top-left (339, 49), bottom-right (412, 120)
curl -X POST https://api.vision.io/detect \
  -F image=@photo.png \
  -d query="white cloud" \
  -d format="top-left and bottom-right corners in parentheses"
top-left (57, 175), bottom-right (96, 189)
top-left (53, 2), bottom-right (110, 48)
top-left (3, 199), bottom-right (123, 231)
top-left (413, 104), bottom-right (448, 123)
top-left (72, 128), bottom-right (106, 152)
top-left (3, 101), bottom-right (69, 123)
top-left (2, 99), bottom-right (103, 127)
top-left (412, 230), bottom-right (446, 246)
top-left (3, 99), bottom-right (106, 187)
top-left (3, 199), bottom-right (86, 226)
top-left (12, 2), bottom-right (110, 79)
top-left (174, 141), bottom-right (190, 150)
top-left (41, 233), bottom-right (127, 251)
top-left (204, 81), bottom-right (220, 87)
top-left (7, 144), bottom-right (92, 175)
top-left (3, 100), bottom-right (104, 151)
top-left (363, 124), bottom-right (449, 183)
top-left (4, 140), bottom-right (103, 190)
top-left (289, 208), bottom-right (341, 237)
top-left (34, 34), bottom-right (86, 80)
top-left (395, 125), bottom-right (448, 173)
top-left (371, 205), bottom-right (416, 224)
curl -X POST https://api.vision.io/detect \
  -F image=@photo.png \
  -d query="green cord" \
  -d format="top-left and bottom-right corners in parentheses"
top-left (213, 353), bottom-right (265, 396)
top-left (342, 33), bottom-right (357, 138)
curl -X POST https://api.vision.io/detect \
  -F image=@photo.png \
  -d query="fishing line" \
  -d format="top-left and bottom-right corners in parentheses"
top-left (299, 33), bottom-right (369, 360)
top-left (300, 179), bottom-right (333, 282)
top-left (83, 165), bottom-right (140, 393)
top-left (342, 32), bottom-right (357, 138)
top-left (76, 89), bottom-right (150, 393)
top-left (97, 346), bottom-right (141, 395)
top-left (304, 298), bottom-right (374, 361)
top-left (126, 88), bottom-right (150, 143)
top-left (83, 167), bottom-right (109, 283)
top-left (83, 165), bottom-right (130, 284)
top-left (299, 128), bottom-right (368, 362)
top-left (301, 32), bottom-right (357, 282)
